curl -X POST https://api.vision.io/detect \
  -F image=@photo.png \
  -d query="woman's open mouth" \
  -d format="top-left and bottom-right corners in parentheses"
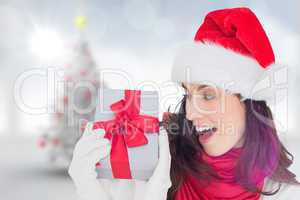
top-left (195, 126), bottom-right (217, 143)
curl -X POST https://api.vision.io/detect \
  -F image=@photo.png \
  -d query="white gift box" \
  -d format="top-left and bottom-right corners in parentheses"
top-left (93, 89), bottom-right (159, 180)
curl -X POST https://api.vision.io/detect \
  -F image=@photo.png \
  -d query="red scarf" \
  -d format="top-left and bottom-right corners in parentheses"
top-left (175, 148), bottom-right (264, 200)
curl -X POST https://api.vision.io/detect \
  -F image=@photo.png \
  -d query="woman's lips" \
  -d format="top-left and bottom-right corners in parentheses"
top-left (196, 127), bottom-right (217, 143)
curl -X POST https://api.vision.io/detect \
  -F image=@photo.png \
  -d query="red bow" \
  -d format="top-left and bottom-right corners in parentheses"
top-left (93, 90), bottom-right (159, 179)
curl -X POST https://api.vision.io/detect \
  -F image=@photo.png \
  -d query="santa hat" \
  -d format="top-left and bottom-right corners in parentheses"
top-left (171, 7), bottom-right (287, 103)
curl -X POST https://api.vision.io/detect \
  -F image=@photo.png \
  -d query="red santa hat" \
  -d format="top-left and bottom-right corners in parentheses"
top-left (172, 7), bottom-right (286, 102)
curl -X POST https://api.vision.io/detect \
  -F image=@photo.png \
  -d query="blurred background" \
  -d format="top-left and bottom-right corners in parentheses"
top-left (0, 0), bottom-right (299, 200)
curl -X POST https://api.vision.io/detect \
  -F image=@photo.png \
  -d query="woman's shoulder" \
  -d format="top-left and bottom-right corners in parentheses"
top-left (262, 179), bottom-right (300, 200)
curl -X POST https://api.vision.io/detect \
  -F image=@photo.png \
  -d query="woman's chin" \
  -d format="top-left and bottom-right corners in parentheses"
top-left (204, 149), bottom-right (226, 157)
top-left (201, 144), bottom-right (233, 157)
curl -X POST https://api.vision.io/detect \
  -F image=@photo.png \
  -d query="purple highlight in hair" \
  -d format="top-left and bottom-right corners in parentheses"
top-left (235, 99), bottom-right (293, 194)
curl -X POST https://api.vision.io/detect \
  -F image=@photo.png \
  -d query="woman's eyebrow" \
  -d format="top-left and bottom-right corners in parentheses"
top-left (196, 85), bottom-right (209, 91)
top-left (182, 84), bottom-right (210, 92)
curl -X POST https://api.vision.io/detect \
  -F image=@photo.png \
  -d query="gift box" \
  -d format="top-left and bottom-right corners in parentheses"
top-left (93, 89), bottom-right (159, 180)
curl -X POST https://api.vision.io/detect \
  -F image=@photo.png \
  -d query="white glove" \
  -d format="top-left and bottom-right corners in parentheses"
top-left (142, 128), bottom-right (172, 200)
top-left (69, 122), bottom-right (172, 200)
top-left (68, 122), bottom-right (111, 200)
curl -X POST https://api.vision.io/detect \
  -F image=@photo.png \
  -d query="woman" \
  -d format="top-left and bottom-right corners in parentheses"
top-left (167, 7), bottom-right (300, 199)
top-left (68, 7), bottom-right (300, 200)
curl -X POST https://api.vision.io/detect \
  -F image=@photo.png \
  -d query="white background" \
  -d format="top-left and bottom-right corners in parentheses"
top-left (0, 0), bottom-right (299, 199)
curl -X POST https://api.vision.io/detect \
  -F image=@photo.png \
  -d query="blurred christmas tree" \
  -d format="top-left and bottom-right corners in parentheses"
top-left (38, 16), bottom-right (102, 166)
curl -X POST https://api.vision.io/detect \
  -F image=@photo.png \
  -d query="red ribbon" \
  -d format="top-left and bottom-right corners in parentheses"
top-left (93, 90), bottom-right (159, 179)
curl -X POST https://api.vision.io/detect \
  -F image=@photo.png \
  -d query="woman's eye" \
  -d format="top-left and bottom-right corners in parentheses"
top-left (203, 93), bottom-right (215, 100)
top-left (185, 93), bottom-right (215, 101)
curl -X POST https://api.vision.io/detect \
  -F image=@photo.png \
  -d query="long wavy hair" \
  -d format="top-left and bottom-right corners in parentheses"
top-left (164, 95), bottom-right (299, 200)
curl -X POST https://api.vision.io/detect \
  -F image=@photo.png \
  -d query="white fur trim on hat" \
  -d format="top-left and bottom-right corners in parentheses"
top-left (171, 43), bottom-right (287, 103)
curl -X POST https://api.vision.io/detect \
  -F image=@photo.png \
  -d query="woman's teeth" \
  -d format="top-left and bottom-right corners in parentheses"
top-left (195, 126), bottom-right (217, 135)
top-left (195, 126), bottom-right (218, 143)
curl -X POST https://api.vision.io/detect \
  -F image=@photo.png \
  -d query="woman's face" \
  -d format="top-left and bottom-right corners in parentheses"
top-left (184, 83), bottom-right (246, 156)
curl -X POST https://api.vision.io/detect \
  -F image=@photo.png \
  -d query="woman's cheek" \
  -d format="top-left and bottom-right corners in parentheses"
top-left (202, 118), bottom-right (240, 155)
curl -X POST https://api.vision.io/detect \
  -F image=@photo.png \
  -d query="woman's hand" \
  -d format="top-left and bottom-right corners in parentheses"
top-left (143, 128), bottom-right (172, 200)
top-left (68, 122), bottom-right (172, 200)
top-left (68, 122), bottom-right (111, 200)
